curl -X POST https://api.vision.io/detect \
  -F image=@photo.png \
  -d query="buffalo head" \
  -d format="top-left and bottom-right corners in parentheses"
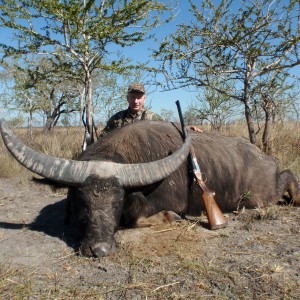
top-left (0, 119), bottom-right (191, 257)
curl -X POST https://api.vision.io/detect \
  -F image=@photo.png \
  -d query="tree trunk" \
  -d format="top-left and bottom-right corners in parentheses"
top-left (79, 88), bottom-right (85, 128)
top-left (262, 96), bottom-right (273, 154)
top-left (244, 101), bottom-right (256, 145)
top-left (43, 116), bottom-right (54, 133)
top-left (243, 88), bottom-right (256, 145)
top-left (244, 63), bottom-right (256, 145)
top-left (84, 70), bottom-right (94, 143)
top-left (27, 111), bottom-right (33, 140)
top-left (262, 112), bottom-right (271, 154)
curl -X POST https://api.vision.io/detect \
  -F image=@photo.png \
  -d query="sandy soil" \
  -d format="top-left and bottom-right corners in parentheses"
top-left (0, 177), bottom-right (299, 299)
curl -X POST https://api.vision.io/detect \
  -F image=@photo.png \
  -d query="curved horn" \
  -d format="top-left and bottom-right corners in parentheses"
top-left (0, 119), bottom-right (191, 187)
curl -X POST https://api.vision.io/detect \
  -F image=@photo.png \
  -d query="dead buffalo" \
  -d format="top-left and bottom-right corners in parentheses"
top-left (1, 119), bottom-right (299, 257)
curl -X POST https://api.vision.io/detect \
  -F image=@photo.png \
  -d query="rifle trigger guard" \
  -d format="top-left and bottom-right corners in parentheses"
top-left (201, 172), bottom-right (208, 183)
top-left (193, 172), bottom-right (207, 183)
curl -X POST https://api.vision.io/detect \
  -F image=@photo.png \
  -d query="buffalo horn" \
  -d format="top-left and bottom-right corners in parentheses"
top-left (0, 119), bottom-right (191, 187)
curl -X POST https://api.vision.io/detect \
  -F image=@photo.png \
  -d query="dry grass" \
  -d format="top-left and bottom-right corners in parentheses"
top-left (217, 121), bottom-right (300, 180)
top-left (0, 126), bottom-right (83, 180)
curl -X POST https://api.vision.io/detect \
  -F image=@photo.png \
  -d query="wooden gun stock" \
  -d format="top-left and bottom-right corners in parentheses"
top-left (175, 100), bottom-right (228, 230)
top-left (194, 171), bottom-right (228, 230)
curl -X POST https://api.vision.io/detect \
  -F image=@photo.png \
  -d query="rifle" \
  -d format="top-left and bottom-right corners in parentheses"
top-left (175, 100), bottom-right (228, 230)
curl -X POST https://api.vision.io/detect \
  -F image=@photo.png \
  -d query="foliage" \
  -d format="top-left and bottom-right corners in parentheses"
top-left (154, 0), bottom-right (300, 145)
top-left (186, 81), bottom-right (241, 131)
top-left (160, 108), bottom-right (175, 122)
top-left (10, 56), bottom-right (80, 132)
top-left (6, 115), bottom-right (24, 128)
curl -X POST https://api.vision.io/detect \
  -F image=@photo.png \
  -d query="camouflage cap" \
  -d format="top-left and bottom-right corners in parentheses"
top-left (127, 83), bottom-right (145, 94)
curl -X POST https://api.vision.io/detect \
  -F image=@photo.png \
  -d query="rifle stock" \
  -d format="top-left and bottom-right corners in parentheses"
top-left (175, 100), bottom-right (228, 230)
top-left (194, 172), bottom-right (228, 230)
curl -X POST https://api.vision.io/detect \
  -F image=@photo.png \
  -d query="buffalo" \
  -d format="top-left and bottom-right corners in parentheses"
top-left (1, 119), bottom-right (299, 257)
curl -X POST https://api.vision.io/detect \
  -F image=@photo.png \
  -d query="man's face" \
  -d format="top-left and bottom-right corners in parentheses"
top-left (127, 91), bottom-right (146, 114)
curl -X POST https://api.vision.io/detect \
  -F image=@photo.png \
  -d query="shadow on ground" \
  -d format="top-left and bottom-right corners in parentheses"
top-left (0, 198), bottom-right (80, 251)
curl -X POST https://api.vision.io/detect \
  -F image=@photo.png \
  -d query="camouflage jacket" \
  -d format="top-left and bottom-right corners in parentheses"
top-left (100, 108), bottom-right (162, 136)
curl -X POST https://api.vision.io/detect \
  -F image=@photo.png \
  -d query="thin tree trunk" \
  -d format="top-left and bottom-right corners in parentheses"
top-left (243, 87), bottom-right (256, 145)
top-left (80, 88), bottom-right (85, 129)
top-left (244, 62), bottom-right (256, 145)
top-left (28, 111), bottom-right (33, 140)
top-left (262, 96), bottom-right (273, 154)
top-left (85, 70), bottom-right (94, 143)
top-left (262, 111), bottom-right (271, 154)
top-left (244, 101), bottom-right (256, 145)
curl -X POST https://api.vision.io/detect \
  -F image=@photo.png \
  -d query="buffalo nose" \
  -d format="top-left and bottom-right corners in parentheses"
top-left (92, 242), bottom-right (116, 257)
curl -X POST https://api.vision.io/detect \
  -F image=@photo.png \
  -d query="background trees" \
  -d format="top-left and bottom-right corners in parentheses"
top-left (154, 0), bottom-right (300, 146)
top-left (11, 57), bottom-right (80, 134)
top-left (0, 0), bottom-right (299, 151)
top-left (0, 0), bottom-right (173, 140)
top-left (185, 80), bottom-right (240, 131)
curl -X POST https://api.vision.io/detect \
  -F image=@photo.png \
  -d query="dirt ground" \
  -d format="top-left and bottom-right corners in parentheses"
top-left (0, 177), bottom-right (299, 299)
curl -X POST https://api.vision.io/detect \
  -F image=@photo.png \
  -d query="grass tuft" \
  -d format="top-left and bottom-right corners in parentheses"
top-left (253, 205), bottom-right (280, 221)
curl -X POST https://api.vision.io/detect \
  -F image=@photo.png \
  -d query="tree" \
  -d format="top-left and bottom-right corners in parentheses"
top-left (6, 116), bottom-right (24, 128)
top-left (0, 62), bottom-right (35, 134)
top-left (251, 71), bottom-right (298, 153)
top-left (0, 66), bottom-right (15, 113)
top-left (0, 0), bottom-right (173, 140)
top-left (9, 56), bottom-right (81, 133)
top-left (153, 0), bottom-right (300, 145)
top-left (160, 108), bottom-right (175, 121)
top-left (186, 80), bottom-right (240, 131)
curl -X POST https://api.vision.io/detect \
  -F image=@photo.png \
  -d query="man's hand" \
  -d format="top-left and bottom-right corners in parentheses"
top-left (189, 126), bottom-right (203, 133)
